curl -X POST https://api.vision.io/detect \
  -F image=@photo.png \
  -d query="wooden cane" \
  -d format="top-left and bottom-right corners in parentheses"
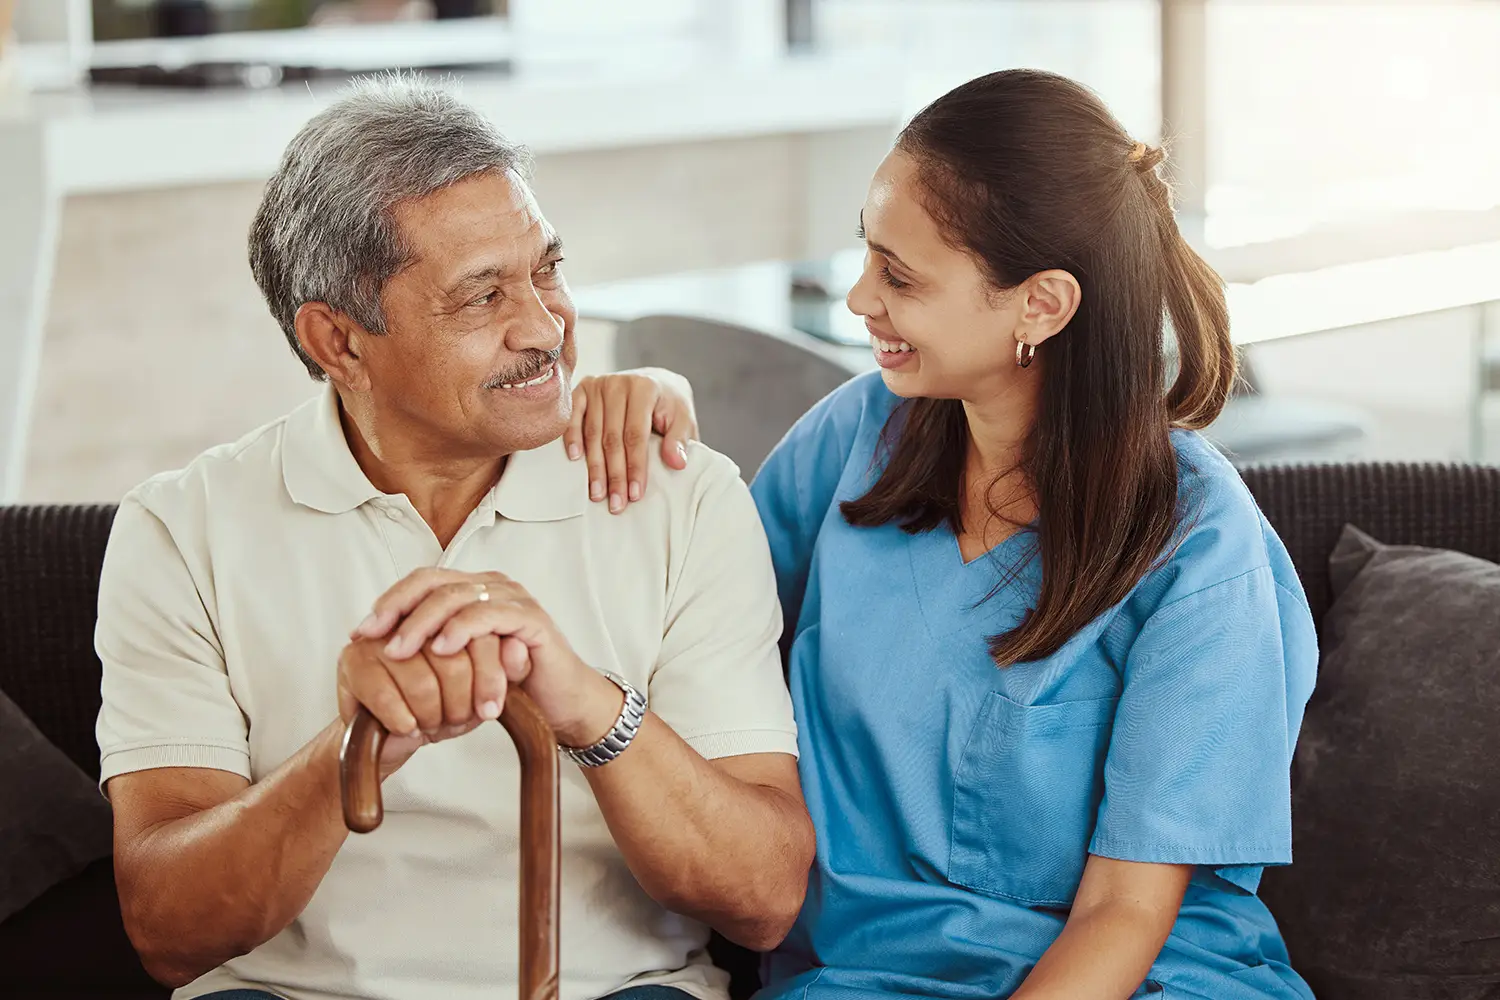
top-left (339, 697), bottom-right (561, 1000)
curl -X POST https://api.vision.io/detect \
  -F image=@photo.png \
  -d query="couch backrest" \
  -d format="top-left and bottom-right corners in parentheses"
top-left (0, 504), bottom-right (117, 779)
top-left (1239, 463), bottom-right (1500, 624)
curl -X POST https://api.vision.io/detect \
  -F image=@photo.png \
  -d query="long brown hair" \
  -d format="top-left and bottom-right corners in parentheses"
top-left (841, 69), bottom-right (1235, 666)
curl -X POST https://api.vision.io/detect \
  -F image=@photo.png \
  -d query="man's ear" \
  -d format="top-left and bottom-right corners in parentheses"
top-left (295, 302), bottom-right (371, 390)
top-left (1015, 269), bottom-right (1082, 347)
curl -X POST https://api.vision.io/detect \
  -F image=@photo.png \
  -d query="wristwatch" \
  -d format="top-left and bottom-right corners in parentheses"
top-left (559, 670), bottom-right (647, 768)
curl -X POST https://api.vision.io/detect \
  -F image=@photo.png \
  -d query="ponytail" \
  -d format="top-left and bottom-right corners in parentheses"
top-left (1134, 149), bottom-right (1237, 429)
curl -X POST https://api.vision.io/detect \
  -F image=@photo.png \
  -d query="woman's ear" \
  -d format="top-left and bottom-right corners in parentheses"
top-left (295, 302), bottom-right (371, 390)
top-left (1016, 269), bottom-right (1082, 347)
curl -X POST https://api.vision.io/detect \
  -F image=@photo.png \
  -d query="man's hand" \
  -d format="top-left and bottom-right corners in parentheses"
top-left (562, 372), bottom-right (699, 514)
top-left (349, 569), bottom-right (625, 748)
top-left (336, 631), bottom-right (514, 775)
top-left (349, 572), bottom-right (812, 951)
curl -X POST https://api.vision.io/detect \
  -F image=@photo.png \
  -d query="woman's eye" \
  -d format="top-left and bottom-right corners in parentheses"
top-left (879, 266), bottom-right (909, 291)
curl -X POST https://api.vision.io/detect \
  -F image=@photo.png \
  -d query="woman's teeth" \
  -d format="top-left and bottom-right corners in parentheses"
top-left (499, 365), bottom-right (556, 390)
top-left (874, 337), bottom-right (914, 353)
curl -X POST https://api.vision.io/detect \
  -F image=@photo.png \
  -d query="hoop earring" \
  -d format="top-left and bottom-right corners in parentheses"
top-left (1016, 339), bottom-right (1036, 368)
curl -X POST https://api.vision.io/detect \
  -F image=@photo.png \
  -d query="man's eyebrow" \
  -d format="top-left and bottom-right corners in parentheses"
top-left (445, 266), bottom-right (505, 298)
top-left (443, 236), bottom-right (564, 298)
top-left (857, 210), bottom-right (914, 272)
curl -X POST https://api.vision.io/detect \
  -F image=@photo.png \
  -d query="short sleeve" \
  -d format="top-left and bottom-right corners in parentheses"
top-left (749, 374), bottom-right (873, 637)
top-left (1089, 567), bottom-right (1317, 893)
top-left (95, 492), bottom-right (250, 789)
top-left (647, 455), bottom-right (799, 761)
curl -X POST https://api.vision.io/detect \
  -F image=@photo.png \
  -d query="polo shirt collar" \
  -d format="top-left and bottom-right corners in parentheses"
top-left (493, 437), bottom-right (588, 523)
top-left (281, 385), bottom-right (586, 522)
top-left (281, 385), bottom-right (384, 515)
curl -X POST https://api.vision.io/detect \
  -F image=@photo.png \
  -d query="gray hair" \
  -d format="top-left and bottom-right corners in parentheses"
top-left (249, 74), bottom-right (532, 380)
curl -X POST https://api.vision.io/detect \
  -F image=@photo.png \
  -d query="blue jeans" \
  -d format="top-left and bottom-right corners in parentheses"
top-left (199, 987), bottom-right (694, 999)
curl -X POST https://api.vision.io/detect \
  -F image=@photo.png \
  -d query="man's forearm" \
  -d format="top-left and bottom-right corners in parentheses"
top-left (583, 714), bottom-right (814, 951)
top-left (118, 721), bottom-right (351, 986)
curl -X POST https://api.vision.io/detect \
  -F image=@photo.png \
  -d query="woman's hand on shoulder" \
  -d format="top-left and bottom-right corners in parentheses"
top-left (563, 370), bottom-right (699, 514)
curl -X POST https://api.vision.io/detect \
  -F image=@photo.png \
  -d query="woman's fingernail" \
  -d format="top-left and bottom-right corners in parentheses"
top-left (628, 482), bottom-right (641, 502)
top-left (354, 613), bottom-right (378, 636)
top-left (432, 634), bottom-right (457, 655)
top-left (384, 637), bottom-right (404, 657)
top-left (609, 493), bottom-right (623, 514)
top-left (590, 480), bottom-right (604, 501)
top-left (479, 700), bottom-right (501, 721)
top-left (568, 443), bottom-right (582, 460)
top-left (676, 442), bottom-right (688, 462)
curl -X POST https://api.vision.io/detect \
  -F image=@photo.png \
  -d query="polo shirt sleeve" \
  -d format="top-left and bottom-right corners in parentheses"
top-left (1089, 566), bottom-right (1317, 893)
top-left (647, 453), bottom-right (799, 761)
top-left (95, 490), bottom-right (250, 789)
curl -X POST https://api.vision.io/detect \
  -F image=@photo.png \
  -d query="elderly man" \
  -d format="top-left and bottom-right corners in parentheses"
top-left (95, 76), bottom-right (813, 1000)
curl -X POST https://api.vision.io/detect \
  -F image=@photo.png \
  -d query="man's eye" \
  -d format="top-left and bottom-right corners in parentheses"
top-left (538, 258), bottom-right (563, 276)
top-left (470, 292), bottom-right (497, 307)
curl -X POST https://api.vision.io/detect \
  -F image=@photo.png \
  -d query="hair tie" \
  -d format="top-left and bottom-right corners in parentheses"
top-left (1127, 141), bottom-right (1148, 164)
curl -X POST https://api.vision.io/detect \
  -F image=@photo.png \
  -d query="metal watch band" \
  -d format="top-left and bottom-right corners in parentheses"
top-left (560, 670), bottom-right (647, 768)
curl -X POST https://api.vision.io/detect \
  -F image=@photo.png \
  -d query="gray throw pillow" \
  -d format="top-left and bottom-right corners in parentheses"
top-left (0, 686), bottom-right (112, 922)
top-left (1269, 525), bottom-right (1500, 1000)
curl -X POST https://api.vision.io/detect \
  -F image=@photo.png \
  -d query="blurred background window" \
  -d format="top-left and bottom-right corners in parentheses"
top-left (3, 0), bottom-right (1498, 502)
top-left (1205, 0), bottom-right (1500, 247)
top-left (810, 0), bottom-right (1162, 139)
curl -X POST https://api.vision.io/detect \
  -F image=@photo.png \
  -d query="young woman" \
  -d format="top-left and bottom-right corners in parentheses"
top-left (567, 69), bottom-right (1316, 1000)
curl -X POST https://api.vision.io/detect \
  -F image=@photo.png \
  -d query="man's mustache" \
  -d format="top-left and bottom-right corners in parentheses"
top-left (483, 347), bottom-right (563, 389)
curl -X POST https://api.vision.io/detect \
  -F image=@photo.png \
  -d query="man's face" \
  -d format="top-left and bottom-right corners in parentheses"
top-left (362, 169), bottom-right (577, 458)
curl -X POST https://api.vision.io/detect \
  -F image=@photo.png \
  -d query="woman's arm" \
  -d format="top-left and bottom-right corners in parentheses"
top-left (1011, 856), bottom-right (1191, 1000)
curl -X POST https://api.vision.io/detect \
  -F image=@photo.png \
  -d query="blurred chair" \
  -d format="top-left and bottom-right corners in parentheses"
top-left (613, 314), bottom-right (855, 479)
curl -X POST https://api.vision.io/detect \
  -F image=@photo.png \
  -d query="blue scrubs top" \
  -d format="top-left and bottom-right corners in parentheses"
top-left (749, 373), bottom-right (1318, 1000)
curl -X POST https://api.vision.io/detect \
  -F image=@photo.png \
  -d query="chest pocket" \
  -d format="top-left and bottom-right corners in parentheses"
top-left (949, 692), bottom-right (1117, 906)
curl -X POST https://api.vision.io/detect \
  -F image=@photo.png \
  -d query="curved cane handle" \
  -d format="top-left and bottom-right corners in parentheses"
top-left (338, 708), bottom-right (386, 834)
top-left (339, 698), bottom-right (560, 1000)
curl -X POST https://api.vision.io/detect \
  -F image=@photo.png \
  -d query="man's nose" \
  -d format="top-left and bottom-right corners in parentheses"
top-left (507, 285), bottom-right (566, 352)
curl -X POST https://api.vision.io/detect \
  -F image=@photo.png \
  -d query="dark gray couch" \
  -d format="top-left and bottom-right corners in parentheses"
top-left (3, 462), bottom-right (1499, 1000)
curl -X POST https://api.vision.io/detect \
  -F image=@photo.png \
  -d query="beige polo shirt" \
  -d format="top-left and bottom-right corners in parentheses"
top-left (95, 385), bottom-right (798, 1000)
